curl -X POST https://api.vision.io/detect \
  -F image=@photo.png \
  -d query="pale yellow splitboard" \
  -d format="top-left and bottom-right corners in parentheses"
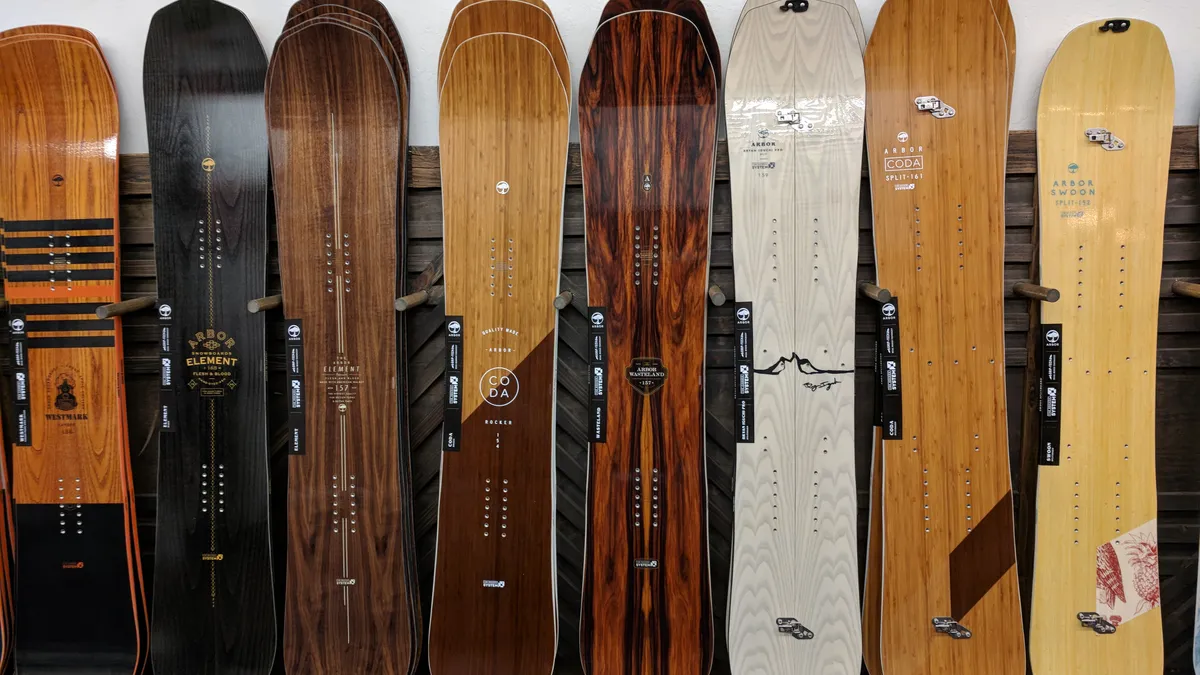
top-left (725, 0), bottom-right (865, 672)
top-left (1031, 18), bottom-right (1172, 675)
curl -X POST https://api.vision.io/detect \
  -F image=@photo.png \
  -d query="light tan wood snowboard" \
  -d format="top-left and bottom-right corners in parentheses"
top-left (725, 0), bottom-right (865, 672)
top-left (1030, 18), bottom-right (1172, 675)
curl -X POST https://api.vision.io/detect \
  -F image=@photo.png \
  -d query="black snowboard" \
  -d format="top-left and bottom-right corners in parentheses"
top-left (143, 1), bottom-right (275, 672)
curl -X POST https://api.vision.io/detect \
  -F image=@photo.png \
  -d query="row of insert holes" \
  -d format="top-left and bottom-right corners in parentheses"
top-left (1076, 243), bottom-right (1129, 310)
top-left (59, 502), bottom-right (83, 535)
top-left (633, 467), bottom-right (659, 528)
top-left (1067, 446), bottom-right (1129, 544)
top-left (911, 205), bottom-right (966, 272)
top-left (324, 233), bottom-right (351, 293)
top-left (331, 474), bottom-right (357, 534)
top-left (490, 237), bottom-right (514, 297)
top-left (200, 463), bottom-right (226, 514)
top-left (484, 478), bottom-right (509, 537)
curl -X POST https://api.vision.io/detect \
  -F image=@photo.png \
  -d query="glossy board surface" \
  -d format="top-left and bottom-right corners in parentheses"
top-left (578, 3), bottom-right (717, 673)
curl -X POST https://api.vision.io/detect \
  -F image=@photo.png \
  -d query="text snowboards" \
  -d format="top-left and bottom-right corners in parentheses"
top-left (157, 300), bottom-right (176, 432)
top-left (588, 307), bottom-right (607, 442)
top-left (286, 318), bottom-right (304, 455)
top-left (1038, 324), bottom-right (1063, 465)
top-left (9, 314), bottom-right (29, 445)
top-left (876, 298), bottom-right (901, 439)
top-left (734, 302), bottom-right (754, 442)
top-left (443, 316), bottom-right (464, 451)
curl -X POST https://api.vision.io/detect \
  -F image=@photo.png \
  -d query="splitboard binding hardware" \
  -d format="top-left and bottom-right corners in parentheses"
top-left (776, 618), bottom-right (814, 640)
top-left (914, 95), bottom-right (955, 119)
top-left (932, 617), bottom-right (972, 639)
top-left (1077, 612), bottom-right (1118, 635)
top-left (775, 108), bottom-right (814, 131)
top-left (1084, 127), bottom-right (1125, 151)
top-left (1099, 19), bottom-right (1131, 33)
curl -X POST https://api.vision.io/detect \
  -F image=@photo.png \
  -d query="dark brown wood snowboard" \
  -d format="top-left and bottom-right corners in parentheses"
top-left (578, 2), bottom-right (719, 673)
top-left (266, 5), bottom-right (419, 673)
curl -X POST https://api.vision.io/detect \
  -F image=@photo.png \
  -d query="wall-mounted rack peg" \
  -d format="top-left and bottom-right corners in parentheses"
top-left (397, 252), bottom-right (444, 313)
top-left (1171, 279), bottom-right (1200, 299)
top-left (96, 295), bottom-right (158, 319)
top-left (857, 282), bottom-right (893, 304)
top-left (1013, 281), bottom-right (1060, 303)
top-left (708, 284), bottom-right (726, 306)
top-left (554, 290), bottom-right (574, 310)
top-left (247, 294), bottom-right (282, 314)
top-left (396, 285), bottom-right (445, 312)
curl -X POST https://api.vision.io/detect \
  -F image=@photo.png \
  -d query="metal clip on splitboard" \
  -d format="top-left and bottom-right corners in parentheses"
top-left (1077, 612), bottom-right (1117, 634)
top-left (1085, 128), bottom-right (1124, 151)
top-left (775, 109), bottom-right (800, 124)
top-left (915, 96), bottom-right (955, 119)
top-left (932, 617), bottom-right (972, 639)
top-left (775, 618), bottom-right (814, 640)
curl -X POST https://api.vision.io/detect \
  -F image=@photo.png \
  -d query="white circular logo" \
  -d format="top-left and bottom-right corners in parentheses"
top-left (897, 131), bottom-right (910, 143)
top-left (447, 320), bottom-right (462, 336)
top-left (287, 324), bottom-right (301, 339)
top-left (590, 312), bottom-right (604, 327)
top-left (9, 318), bottom-right (24, 332)
top-left (1046, 329), bottom-right (1060, 344)
top-left (496, 181), bottom-right (510, 195)
top-left (158, 304), bottom-right (173, 318)
top-left (882, 303), bottom-right (897, 318)
top-left (736, 307), bottom-right (750, 322)
top-left (480, 367), bottom-right (519, 407)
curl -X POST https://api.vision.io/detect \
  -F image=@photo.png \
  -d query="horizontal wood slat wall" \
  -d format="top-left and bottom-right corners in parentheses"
top-left (34, 127), bottom-right (1200, 673)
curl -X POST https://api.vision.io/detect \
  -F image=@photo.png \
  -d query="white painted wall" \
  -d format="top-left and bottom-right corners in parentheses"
top-left (1, 0), bottom-right (1198, 152)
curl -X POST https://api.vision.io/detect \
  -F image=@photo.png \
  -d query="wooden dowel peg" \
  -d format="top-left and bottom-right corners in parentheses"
top-left (395, 285), bottom-right (444, 312)
top-left (0, 298), bottom-right (9, 311)
top-left (1171, 280), bottom-right (1200, 300)
top-left (708, 284), bottom-right (726, 306)
top-left (1013, 282), bottom-right (1060, 303)
top-left (247, 294), bottom-right (283, 314)
top-left (857, 282), bottom-right (893, 304)
top-left (96, 295), bottom-right (157, 319)
top-left (553, 290), bottom-right (574, 310)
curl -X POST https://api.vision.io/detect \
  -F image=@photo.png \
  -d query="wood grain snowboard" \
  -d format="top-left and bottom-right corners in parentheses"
top-left (143, 1), bottom-right (275, 672)
top-left (428, 2), bottom-right (569, 673)
top-left (1030, 18), bottom-right (1172, 675)
top-left (578, 2), bottom-right (718, 673)
top-left (267, 6), bottom-right (419, 672)
top-left (863, 1), bottom-right (1024, 674)
top-left (0, 25), bottom-right (148, 674)
top-left (725, 0), bottom-right (864, 672)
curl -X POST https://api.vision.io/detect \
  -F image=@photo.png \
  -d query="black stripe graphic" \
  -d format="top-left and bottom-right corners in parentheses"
top-left (25, 320), bottom-right (114, 332)
top-left (4, 235), bottom-right (114, 249)
top-left (28, 336), bottom-right (115, 349)
top-left (16, 303), bottom-right (103, 315)
top-left (949, 491), bottom-right (1016, 619)
top-left (5, 252), bottom-right (115, 266)
top-left (6, 269), bottom-right (114, 282)
top-left (3, 218), bottom-right (113, 232)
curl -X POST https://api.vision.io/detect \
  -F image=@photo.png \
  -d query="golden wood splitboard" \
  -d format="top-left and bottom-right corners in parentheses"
top-left (862, 2), bottom-right (1013, 672)
top-left (725, 0), bottom-right (864, 672)
top-left (0, 25), bottom-right (147, 674)
top-left (267, 8), bottom-right (419, 673)
top-left (863, 0), bottom-right (1024, 674)
top-left (429, 2), bottom-right (568, 670)
top-left (1029, 19), bottom-right (1172, 675)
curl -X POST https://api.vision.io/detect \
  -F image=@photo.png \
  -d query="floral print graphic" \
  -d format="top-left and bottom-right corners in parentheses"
top-left (1096, 519), bottom-right (1159, 625)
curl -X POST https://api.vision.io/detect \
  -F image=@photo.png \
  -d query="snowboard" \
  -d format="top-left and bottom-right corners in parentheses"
top-left (142, 1), bottom-right (275, 672)
top-left (578, 2), bottom-right (718, 673)
top-left (1029, 19), bottom-right (1172, 675)
top-left (724, 0), bottom-right (864, 672)
top-left (266, 7), bottom-right (420, 673)
top-left (862, 2), bottom-right (1013, 672)
top-left (428, 4), bottom-right (569, 672)
top-left (0, 25), bottom-right (149, 674)
top-left (863, 1), bottom-right (1024, 674)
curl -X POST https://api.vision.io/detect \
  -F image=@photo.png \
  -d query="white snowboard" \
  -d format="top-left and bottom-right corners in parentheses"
top-left (725, 0), bottom-right (866, 672)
